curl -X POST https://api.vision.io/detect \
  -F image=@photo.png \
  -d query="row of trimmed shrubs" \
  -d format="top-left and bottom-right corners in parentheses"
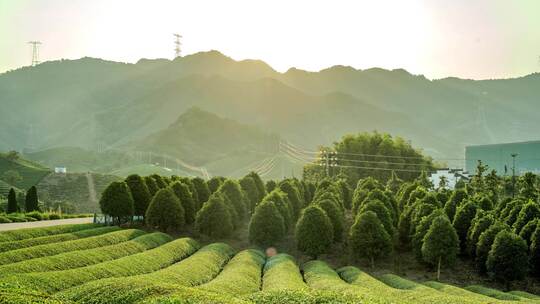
top-left (0, 211), bottom-right (92, 223)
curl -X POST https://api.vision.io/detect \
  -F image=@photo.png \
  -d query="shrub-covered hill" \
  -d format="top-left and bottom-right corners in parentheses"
top-left (37, 172), bottom-right (120, 213)
top-left (0, 152), bottom-right (51, 190)
top-left (0, 224), bottom-right (538, 304)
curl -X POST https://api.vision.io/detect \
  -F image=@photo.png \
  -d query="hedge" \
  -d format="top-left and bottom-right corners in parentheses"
top-left (2, 237), bottom-right (200, 293)
top-left (0, 223), bottom-right (100, 242)
top-left (0, 227), bottom-right (133, 265)
top-left (465, 285), bottom-right (523, 301)
top-left (261, 254), bottom-right (307, 291)
top-left (198, 249), bottom-right (265, 295)
top-left (0, 232), bottom-right (172, 274)
top-left (58, 243), bottom-right (235, 303)
top-left (0, 226), bottom-right (119, 253)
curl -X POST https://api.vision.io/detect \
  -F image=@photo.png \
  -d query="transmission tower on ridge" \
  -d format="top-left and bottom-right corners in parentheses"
top-left (174, 33), bottom-right (182, 58)
top-left (28, 41), bottom-right (42, 66)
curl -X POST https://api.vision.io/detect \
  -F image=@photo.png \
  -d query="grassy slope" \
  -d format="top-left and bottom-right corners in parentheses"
top-left (0, 153), bottom-right (51, 190)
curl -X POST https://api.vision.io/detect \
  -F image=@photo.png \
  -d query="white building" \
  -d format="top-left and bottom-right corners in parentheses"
top-left (54, 167), bottom-right (67, 174)
top-left (430, 169), bottom-right (470, 189)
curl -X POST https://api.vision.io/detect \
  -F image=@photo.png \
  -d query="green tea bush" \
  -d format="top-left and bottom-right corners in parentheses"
top-left (0, 223), bottom-right (100, 242)
top-left (0, 232), bottom-right (171, 274)
top-left (262, 254), bottom-right (307, 291)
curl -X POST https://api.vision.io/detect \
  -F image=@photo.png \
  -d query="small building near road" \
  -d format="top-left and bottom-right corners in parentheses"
top-left (54, 167), bottom-right (67, 174)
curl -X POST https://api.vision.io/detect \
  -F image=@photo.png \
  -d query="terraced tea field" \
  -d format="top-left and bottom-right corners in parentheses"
top-left (0, 224), bottom-right (538, 304)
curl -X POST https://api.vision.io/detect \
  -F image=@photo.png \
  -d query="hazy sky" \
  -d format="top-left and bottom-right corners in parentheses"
top-left (1, 0), bottom-right (539, 79)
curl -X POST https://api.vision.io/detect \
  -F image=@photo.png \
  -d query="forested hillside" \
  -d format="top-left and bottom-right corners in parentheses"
top-left (2, 51), bottom-right (539, 162)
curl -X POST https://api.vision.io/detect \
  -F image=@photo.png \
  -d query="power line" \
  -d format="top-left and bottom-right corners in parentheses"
top-left (334, 164), bottom-right (430, 173)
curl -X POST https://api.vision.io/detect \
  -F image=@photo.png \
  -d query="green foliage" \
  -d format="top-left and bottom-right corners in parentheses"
top-left (262, 254), bottom-right (307, 291)
top-left (422, 215), bottom-right (459, 278)
top-left (279, 181), bottom-right (303, 220)
top-left (260, 190), bottom-right (291, 231)
top-left (443, 189), bottom-right (468, 222)
top-left (218, 179), bottom-right (247, 219)
top-left (247, 171), bottom-right (266, 202)
top-left (24, 186), bottom-right (39, 212)
top-left (476, 221), bottom-right (510, 273)
top-left (99, 181), bottom-right (134, 223)
top-left (150, 174), bottom-right (168, 189)
top-left (519, 218), bottom-right (539, 247)
top-left (336, 179), bottom-right (352, 210)
top-left (0, 223), bottom-right (99, 242)
top-left (144, 176), bottom-right (159, 197)
top-left (316, 199), bottom-right (344, 242)
top-left (0, 237), bottom-right (200, 293)
top-left (486, 230), bottom-right (529, 285)
top-left (198, 249), bottom-right (265, 296)
top-left (248, 200), bottom-right (285, 247)
top-left (0, 228), bottom-right (139, 265)
top-left (452, 200), bottom-right (478, 253)
top-left (207, 176), bottom-right (224, 194)
top-left (411, 209), bottom-right (444, 260)
top-left (512, 201), bottom-right (540, 234)
top-left (466, 212), bottom-right (495, 257)
top-left (359, 199), bottom-right (394, 237)
top-left (0, 232), bottom-right (171, 274)
top-left (386, 171), bottom-right (403, 194)
top-left (195, 193), bottom-right (233, 238)
top-left (170, 181), bottom-right (196, 225)
top-left (265, 180), bottom-right (277, 193)
top-left (239, 176), bottom-right (259, 212)
top-left (465, 285), bottom-right (522, 301)
top-left (192, 177), bottom-right (211, 206)
top-left (7, 188), bottom-right (17, 213)
top-left (146, 188), bottom-right (185, 232)
top-left (472, 194), bottom-right (493, 211)
top-left (349, 211), bottom-right (392, 267)
top-left (0, 226), bottom-right (117, 253)
top-left (125, 174), bottom-right (152, 217)
top-left (530, 225), bottom-right (540, 276)
top-left (295, 205), bottom-right (333, 258)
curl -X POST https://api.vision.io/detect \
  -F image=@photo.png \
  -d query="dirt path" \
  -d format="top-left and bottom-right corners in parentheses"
top-left (0, 217), bottom-right (94, 231)
top-left (86, 172), bottom-right (98, 204)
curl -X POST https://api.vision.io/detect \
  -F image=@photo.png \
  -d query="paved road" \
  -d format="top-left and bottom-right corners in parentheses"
top-left (0, 217), bottom-right (94, 232)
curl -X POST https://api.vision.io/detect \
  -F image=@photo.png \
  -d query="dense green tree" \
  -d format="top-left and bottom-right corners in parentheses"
top-left (530, 225), bottom-right (540, 276)
top-left (337, 179), bottom-right (353, 210)
top-left (195, 193), bottom-right (233, 238)
top-left (179, 178), bottom-right (199, 209)
top-left (192, 177), bottom-right (211, 206)
top-left (411, 209), bottom-right (444, 260)
top-left (7, 188), bottom-right (18, 213)
top-left (144, 176), bottom-right (159, 197)
top-left (473, 194), bottom-right (493, 211)
top-left (486, 231), bottom-right (529, 289)
top-left (416, 171), bottom-right (433, 189)
top-left (218, 179), bottom-right (247, 219)
top-left (260, 190), bottom-right (292, 231)
top-left (519, 219), bottom-right (539, 248)
top-left (125, 174), bottom-right (152, 218)
top-left (438, 176), bottom-right (448, 190)
top-left (452, 200), bottom-right (479, 253)
top-left (422, 215), bottom-right (459, 281)
top-left (386, 171), bottom-right (403, 194)
top-left (25, 186), bottom-right (39, 212)
top-left (150, 174), bottom-right (168, 189)
top-left (221, 193), bottom-right (239, 229)
top-left (443, 189), bottom-right (468, 221)
top-left (518, 172), bottom-right (538, 202)
top-left (512, 201), bottom-right (540, 234)
top-left (476, 222), bottom-right (510, 273)
top-left (240, 176), bottom-right (259, 212)
top-left (248, 200), bottom-right (285, 247)
top-left (505, 203), bottom-right (525, 228)
top-left (499, 199), bottom-right (523, 220)
top-left (349, 210), bottom-right (393, 268)
top-left (359, 200), bottom-right (394, 237)
top-left (146, 188), bottom-right (185, 231)
top-left (170, 182), bottom-right (196, 225)
top-left (265, 180), bottom-right (277, 193)
top-left (247, 171), bottom-right (266, 202)
top-left (207, 176), bottom-right (224, 194)
top-left (295, 205), bottom-right (334, 259)
top-left (99, 181), bottom-right (134, 224)
top-left (406, 187), bottom-right (428, 209)
top-left (410, 202), bottom-right (439, 235)
top-left (397, 182), bottom-right (418, 211)
top-left (466, 212), bottom-right (495, 257)
top-left (279, 181), bottom-right (303, 220)
top-left (317, 199), bottom-right (345, 242)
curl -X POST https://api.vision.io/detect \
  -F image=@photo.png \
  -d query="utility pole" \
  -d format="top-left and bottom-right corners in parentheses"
top-left (511, 153), bottom-right (518, 198)
top-left (173, 33), bottom-right (182, 58)
top-left (321, 150), bottom-right (338, 177)
top-left (28, 41), bottom-right (42, 66)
